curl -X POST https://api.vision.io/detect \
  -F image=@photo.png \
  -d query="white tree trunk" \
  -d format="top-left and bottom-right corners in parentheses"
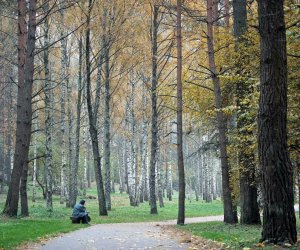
top-left (43, 0), bottom-right (53, 212)
top-left (126, 80), bottom-right (138, 206)
top-left (138, 82), bottom-right (148, 203)
top-left (83, 103), bottom-right (89, 197)
top-left (156, 153), bottom-right (164, 208)
top-left (59, 3), bottom-right (68, 204)
top-left (32, 101), bottom-right (38, 202)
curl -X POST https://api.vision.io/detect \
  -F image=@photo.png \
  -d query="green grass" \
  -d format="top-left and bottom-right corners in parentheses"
top-left (0, 187), bottom-right (223, 249)
top-left (0, 218), bottom-right (86, 249)
top-left (2, 187), bottom-right (300, 250)
top-left (181, 220), bottom-right (300, 249)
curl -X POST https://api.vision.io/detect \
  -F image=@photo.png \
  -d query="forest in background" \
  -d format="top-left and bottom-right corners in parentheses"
top-left (0, 0), bottom-right (299, 245)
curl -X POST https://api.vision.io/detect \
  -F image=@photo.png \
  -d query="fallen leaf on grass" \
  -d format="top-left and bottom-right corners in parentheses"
top-left (254, 242), bottom-right (265, 247)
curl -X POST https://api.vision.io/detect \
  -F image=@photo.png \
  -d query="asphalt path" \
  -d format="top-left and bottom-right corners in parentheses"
top-left (37, 215), bottom-right (223, 250)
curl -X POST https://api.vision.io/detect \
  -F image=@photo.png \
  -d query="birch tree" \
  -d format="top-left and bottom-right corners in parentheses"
top-left (176, 0), bottom-right (185, 225)
top-left (85, 0), bottom-right (107, 216)
top-left (102, 1), bottom-right (112, 210)
top-left (59, 2), bottom-right (68, 205)
top-left (42, 0), bottom-right (54, 213)
top-left (126, 77), bottom-right (138, 206)
top-left (138, 79), bottom-right (149, 202)
top-left (69, 35), bottom-right (83, 208)
top-left (149, 4), bottom-right (159, 215)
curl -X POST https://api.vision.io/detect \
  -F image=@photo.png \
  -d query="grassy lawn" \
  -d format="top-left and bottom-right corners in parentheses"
top-left (3, 187), bottom-right (299, 250)
top-left (181, 220), bottom-right (300, 249)
top-left (0, 187), bottom-right (223, 249)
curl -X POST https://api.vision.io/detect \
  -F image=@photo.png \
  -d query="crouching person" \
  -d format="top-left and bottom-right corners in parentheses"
top-left (71, 200), bottom-right (90, 224)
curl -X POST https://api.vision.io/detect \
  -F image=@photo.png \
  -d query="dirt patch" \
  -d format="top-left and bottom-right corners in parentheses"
top-left (160, 224), bottom-right (224, 250)
top-left (18, 242), bottom-right (40, 250)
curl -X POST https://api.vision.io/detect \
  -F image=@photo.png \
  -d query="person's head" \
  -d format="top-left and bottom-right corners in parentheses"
top-left (79, 200), bottom-right (85, 205)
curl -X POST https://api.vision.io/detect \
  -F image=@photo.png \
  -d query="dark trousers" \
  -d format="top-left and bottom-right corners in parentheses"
top-left (82, 215), bottom-right (88, 224)
top-left (71, 215), bottom-right (89, 224)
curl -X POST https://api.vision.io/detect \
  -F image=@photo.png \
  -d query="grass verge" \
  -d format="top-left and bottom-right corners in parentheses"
top-left (181, 220), bottom-right (300, 249)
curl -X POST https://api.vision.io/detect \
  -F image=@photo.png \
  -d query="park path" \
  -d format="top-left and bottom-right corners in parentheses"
top-left (31, 215), bottom-right (223, 250)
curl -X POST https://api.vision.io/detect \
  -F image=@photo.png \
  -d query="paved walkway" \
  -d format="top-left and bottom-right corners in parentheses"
top-left (37, 216), bottom-right (223, 250)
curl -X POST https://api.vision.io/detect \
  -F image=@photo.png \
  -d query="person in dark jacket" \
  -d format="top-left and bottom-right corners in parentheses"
top-left (72, 200), bottom-right (89, 224)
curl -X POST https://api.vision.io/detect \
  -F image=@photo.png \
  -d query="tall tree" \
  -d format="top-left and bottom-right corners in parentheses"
top-left (43, 0), bottom-right (53, 213)
top-left (69, 35), bottom-right (83, 208)
top-left (232, 0), bottom-right (260, 224)
top-left (85, 0), bottom-right (107, 216)
top-left (258, 0), bottom-right (297, 244)
top-left (2, 0), bottom-right (37, 217)
top-left (59, 2), bottom-right (68, 205)
top-left (176, 0), bottom-right (185, 225)
top-left (206, 0), bottom-right (237, 223)
top-left (138, 79), bottom-right (149, 203)
top-left (149, 4), bottom-right (159, 215)
top-left (31, 102), bottom-right (38, 203)
top-left (102, 1), bottom-right (112, 210)
top-left (126, 78), bottom-right (138, 206)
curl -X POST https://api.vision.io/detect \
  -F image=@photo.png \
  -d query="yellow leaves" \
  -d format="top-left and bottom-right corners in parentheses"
top-left (254, 242), bottom-right (265, 247)
top-left (205, 105), bottom-right (238, 118)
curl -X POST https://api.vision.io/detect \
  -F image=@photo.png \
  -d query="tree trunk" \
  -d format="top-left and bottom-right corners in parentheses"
top-left (298, 162), bottom-right (300, 219)
top-left (165, 130), bottom-right (172, 202)
top-left (207, 0), bottom-right (237, 224)
top-left (197, 151), bottom-right (203, 200)
top-left (103, 44), bottom-right (111, 211)
top-left (6, 82), bottom-right (13, 186)
top-left (149, 4), bottom-right (159, 215)
top-left (157, 155), bottom-right (164, 208)
top-left (69, 36), bottom-right (83, 208)
top-left (176, 0), bottom-right (185, 225)
top-left (139, 82), bottom-right (148, 203)
top-left (0, 114), bottom-right (4, 193)
top-left (144, 151), bottom-right (150, 202)
top-left (20, 161), bottom-right (29, 216)
top-left (43, 0), bottom-right (53, 212)
top-left (67, 74), bottom-right (73, 208)
top-left (86, 0), bottom-right (107, 216)
top-left (32, 108), bottom-right (38, 202)
top-left (127, 79), bottom-right (138, 207)
top-left (258, 0), bottom-right (297, 244)
top-left (59, 4), bottom-right (68, 205)
top-left (2, 0), bottom-right (37, 217)
top-left (118, 137), bottom-right (126, 193)
top-left (83, 102), bottom-right (89, 197)
top-left (224, 0), bottom-right (229, 27)
top-left (101, 1), bottom-right (112, 211)
top-left (2, 0), bottom-right (27, 216)
top-left (232, 0), bottom-right (261, 225)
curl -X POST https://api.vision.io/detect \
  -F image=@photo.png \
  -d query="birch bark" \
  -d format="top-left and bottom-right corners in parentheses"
top-left (127, 79), bottom-right (138, 206)
top-left (59, 2), bottom-right (68, 205)
top-left (149, 5), bottom-right (159, 215)
top-left (43, 0), bottom-right (53, 212)
top-left (69, 35), bottom-right (83, 208)
top-left (86, 0), bottom-right (107, 216)
top-left (176, 0), bottom-right (185, 225)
